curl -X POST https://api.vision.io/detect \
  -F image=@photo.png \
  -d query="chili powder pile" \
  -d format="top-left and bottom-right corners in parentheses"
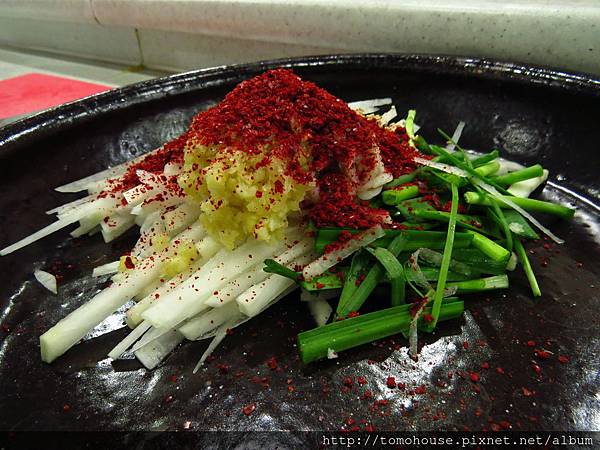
top-left (103, 68), bottom-right (420, 228)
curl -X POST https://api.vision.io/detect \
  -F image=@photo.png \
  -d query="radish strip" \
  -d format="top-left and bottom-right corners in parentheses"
top-left (446, 121), bottom-right (465, 152)
top-left (205, 237), bottom-right (312, 308)
top-left (108, 321), bottom-right (151, 360)
top-left (3, 214), bottom-right (85, 255)
top-left (40, 256), bottom-right (167, 363)
top-left (379, 106), bottom-right (397, 126)
top-left (307, 298), bottom-right (332, 326)
top-left (126, 260), bottom-right (204, 328)
top-left (34, 270), bottom-right (57, 294)
top-left (92, 261), bottom-right (119, 277)
top-left (134, 329), bottom-right (184, 370)
top-left (46, 194), bottom-right (96, 215)
top-left (55, 147), bottom-right (164, 193)
top-left (192, 317), bottom-right (239, 373)
top-left (178, 302), bottom-right (239, 340)
top-left (100, 213), bottom-right (136, 243)
top-left (141, 239), bottom-right (286, 329)
top-left (347, 98), bottom-right (392, 114)
top-left (473, 179), bottom-right (564, 244)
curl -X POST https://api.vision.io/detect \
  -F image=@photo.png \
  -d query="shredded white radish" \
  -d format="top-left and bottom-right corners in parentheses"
top-left (141, 238), bottom-right (287, 329)
top-left (327, 348), bottom-right (338, 359)
top-left (134, 329), bottom-right (184, 370)
top-left (179, 302), bottom-right (239, 340)
top-left (34, 270), bottom-right (57, 294)
top-left (100, 213), bottom-right (136, 243)
top-left (473, 179), bottom-right (564, 244)
top-left (307, 298), bottom-right (332, 327)
top-left (46, 194), bottom-right (96, 215)
top-left (446, 121), bottom-right (465, 152)
top-left (108, 321), bottom-right (152, 360)
top-left (192, 318), bottom-right (238, 373)
top-left (205, 238), bottom-right (312, 308)
top-left (127, 260), bottom-right (203, 328)
top-left (92, 261), bottom-right (119, 277)
top-left (163, 162), bottom-right (183, 177)
top-left (302, 225), bottom-right (384, 280)
top-left (347, 98), bottom-right (392, 114)
top-left (379, 106), bottom-right (398, 126)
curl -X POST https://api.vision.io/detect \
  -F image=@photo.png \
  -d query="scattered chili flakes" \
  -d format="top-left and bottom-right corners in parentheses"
top-left (357, 376), bottom-right (367, 385)
top-left (414, 385), bottom-right (426, 395)
top-left (469, 372), bottom-right (480, 383)
top-left (522, 387), bottom-right (534, 397)
top-left (266, 356), bottom-right (278, 370)
top-left (62, 404), bottom-right (71, 412)
top-left (217, 364), bottom-right (230, 374)
top-left (386, 377), bottom-right (396, 388)
top-left (535, 349), bottom-right (551, 360)
top-left (496, 367), bottom-right (505, 375)
top-left (342, 377), bottom-right (354, 388)
top-left (558, 355), bottom-right (570, 364)
top-left (242, 403), bottom-right (256, 416)
top-left (124, 256), bottom-right (135, 270)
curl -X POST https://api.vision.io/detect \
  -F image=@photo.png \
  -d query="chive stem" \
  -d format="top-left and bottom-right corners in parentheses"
top-left (298, 301), bottom-right (464, 363)
top-left (429, 183), bottom-right (459, 328)
top-left (514, 238), bottom-right (541, 297)
top-left (382, 185), bottom-right (420, 205)
top-left (464, 192), bottom-right (575, 220)
top-left (493, 164), bottom-right (544, 186)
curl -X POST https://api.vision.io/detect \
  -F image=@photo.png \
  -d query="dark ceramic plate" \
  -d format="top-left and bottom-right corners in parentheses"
top-left (1, 55), bottom-right (599, 436)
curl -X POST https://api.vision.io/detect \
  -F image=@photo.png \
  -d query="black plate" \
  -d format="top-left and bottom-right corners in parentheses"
top-left (1, 55), bottom-right (599, 435)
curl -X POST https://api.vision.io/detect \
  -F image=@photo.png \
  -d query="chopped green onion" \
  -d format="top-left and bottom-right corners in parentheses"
top-left (298, 300), bottom-right (464, 364)
top-left (514, 238), bottom-right (541, 297)
top-left (428, 183), bottom-right (459, 329)
top-left (300, 271), bottom-right (344, 291)
top-left (467, 230), bottom-right (511, 263)
top-left (471, 150), bottom-right (500, 168)
top-left (464, 191), bottom-right (575, 220)
top-left (405, 109), bottom-right (417, 140)
top-left (338, 251), bottom-right (371, 311)
top-left (366, 247), bottom-right (406, 305)
top-left (427, 144), bottom-right (511, 195)
top-left (412, 210), bottom-right (486, 233)
top-left (263, 259), bottom-right (299, 281)
top-left (486, 197), bottom-right (514, 251)
top-left (446, 275), bottom-right (509, 293)
top-left (335, 233), bottom-right (407, 318)
top-left (451, 248), bottom-right (508, 275)
top-left (382, 185), bottom-right (420, 205)
top-left (384, 172), bottom-right (417, 189)
top-left (493, 164), bottom-right (544, 186)
top-left (502, 210), bottom-right (539, 240)
top-left (474, 160), bottom-right (501, 177)
top-left (315, 229), bottom-right (473, 254)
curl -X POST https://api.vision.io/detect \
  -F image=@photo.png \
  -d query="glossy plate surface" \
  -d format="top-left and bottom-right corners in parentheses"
top-left (0, 55), bottom-right (599, 434)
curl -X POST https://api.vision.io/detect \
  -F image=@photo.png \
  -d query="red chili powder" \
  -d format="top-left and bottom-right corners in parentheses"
top-left (99, 69), bottom-right (421, 228)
